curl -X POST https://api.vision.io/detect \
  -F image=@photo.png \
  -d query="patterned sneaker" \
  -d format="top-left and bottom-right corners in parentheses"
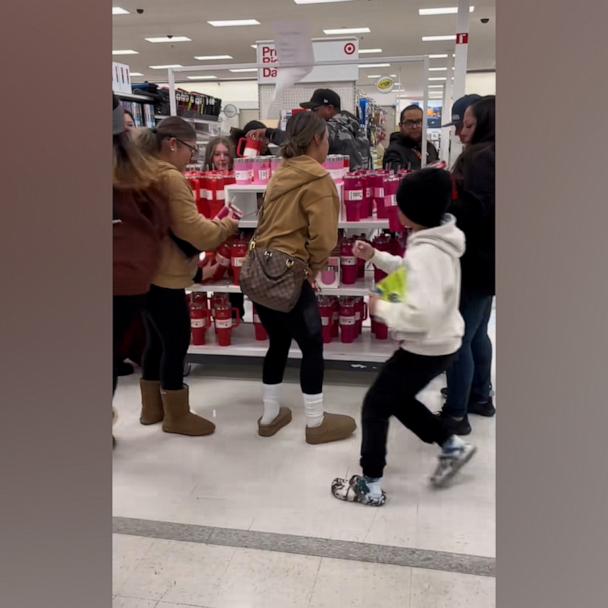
top-left (331, 475), bottom-right (386, 506)
top-left (430, 443), bottom-right (477, 488)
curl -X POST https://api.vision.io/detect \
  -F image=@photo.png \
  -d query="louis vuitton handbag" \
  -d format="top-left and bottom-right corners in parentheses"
top-left (239, 203), bottom-right (309, 313)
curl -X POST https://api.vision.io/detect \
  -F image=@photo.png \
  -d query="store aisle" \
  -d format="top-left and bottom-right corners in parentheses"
top-left (113, 312), bottom-right (495, 607)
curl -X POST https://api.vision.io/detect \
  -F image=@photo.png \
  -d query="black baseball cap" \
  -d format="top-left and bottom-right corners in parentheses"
top-left (300, 88), bottom-right (341, 111)
top-left (442, 94), bottom-right (481, 127)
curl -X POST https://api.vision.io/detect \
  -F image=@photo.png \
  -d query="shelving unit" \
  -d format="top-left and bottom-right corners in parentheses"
top-left (116, 90), bottom-right (156, 128)
top-left (188, 324), bottom-right (394, 364)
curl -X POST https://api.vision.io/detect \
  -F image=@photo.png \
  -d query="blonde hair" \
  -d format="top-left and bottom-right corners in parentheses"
top-left (113, 130), bottom-right (159, 191)
top-left (281, 112), bottom-right (327, 159)
top-left (204, 136), bottom-right (235, 170)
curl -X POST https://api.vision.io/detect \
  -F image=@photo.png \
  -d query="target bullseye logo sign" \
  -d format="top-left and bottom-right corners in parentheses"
top-left (344, 42), bottom-right (356, 55)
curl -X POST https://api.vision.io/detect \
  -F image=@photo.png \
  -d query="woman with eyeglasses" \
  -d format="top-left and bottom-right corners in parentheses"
top-left (134, 117), bottom-right (239, 437)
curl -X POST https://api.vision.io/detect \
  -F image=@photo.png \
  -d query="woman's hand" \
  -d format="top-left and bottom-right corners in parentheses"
top-left (353, 240), bottom-right (375, 262)
top-left (226, 217), bottom-right (240, 233)
top-left (200, 262), bottom-right (219, 283)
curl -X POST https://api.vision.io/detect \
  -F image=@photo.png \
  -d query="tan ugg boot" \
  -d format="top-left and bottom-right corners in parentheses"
top-left (305, 412), bottom-right (357, 445)
top-left (139, 379), bottom-right (164, 425)
top-left (161, 385), bottom-right (215, 437)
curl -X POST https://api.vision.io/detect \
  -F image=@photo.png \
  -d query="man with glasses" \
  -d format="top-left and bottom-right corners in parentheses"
top-left (383, 105), bottom-right (439, 171)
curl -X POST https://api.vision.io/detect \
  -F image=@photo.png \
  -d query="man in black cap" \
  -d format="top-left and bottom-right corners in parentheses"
top-left (383, 104), bottom-right (439, 172)
top-left (442, 94), bottom-right (481, 144)
top-left (300, 88), bottom-right (371, 170)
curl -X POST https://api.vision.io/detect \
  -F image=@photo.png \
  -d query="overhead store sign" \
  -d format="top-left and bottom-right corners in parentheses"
top-left (376, 77), bottom-right (395, 93)
top-left (256, 38), bottom-right (359, 84)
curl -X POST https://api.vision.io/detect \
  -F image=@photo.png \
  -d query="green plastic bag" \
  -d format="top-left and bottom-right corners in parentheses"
top-left (373, 266), bottom-right (408, 303)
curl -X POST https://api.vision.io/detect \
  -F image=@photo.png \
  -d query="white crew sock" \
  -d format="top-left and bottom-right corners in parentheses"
top-left (303, 393), bottom-right (325, 428)
top-left (442, 435), bottom-right (465, 452)
top-left (363, 476), bottom-right (384, 498)
top-left (260, 383), bottom-right (281, 425)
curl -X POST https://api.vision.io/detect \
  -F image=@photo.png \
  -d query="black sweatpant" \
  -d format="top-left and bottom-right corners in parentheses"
top-left (360, 349), bottom-right (455, 479)
top-left (254, 281), bottom-right (324, 395)
top-left (113, 294), bottom-right (146, 394)
top-left (141, 285), bottom-right (191, 390)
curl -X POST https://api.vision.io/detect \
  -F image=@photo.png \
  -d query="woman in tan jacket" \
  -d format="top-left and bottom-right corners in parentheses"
top-left (252, 111), bottom-right (356, 444)
top-left (135, 117), bottom-right (238, 437)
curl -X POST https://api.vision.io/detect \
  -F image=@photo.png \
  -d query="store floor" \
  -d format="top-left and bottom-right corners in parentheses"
top-left (113, 312), bottom-right (496, 607)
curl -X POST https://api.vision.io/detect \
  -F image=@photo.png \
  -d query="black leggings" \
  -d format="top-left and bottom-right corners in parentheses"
top-left (360, 349), bottom-right (454, 479)
top-left (141, 285), bottom-right (191, 390)
top-left (113, 295), bottom-right (146, 394)
top-left (255, 281), bottom-right (324, 394)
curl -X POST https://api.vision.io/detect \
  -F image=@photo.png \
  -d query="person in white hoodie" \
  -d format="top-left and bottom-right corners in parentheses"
top-left (331, 168), bottom-right (477, 506)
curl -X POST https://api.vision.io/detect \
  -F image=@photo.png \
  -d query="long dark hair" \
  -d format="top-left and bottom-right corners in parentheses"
top-left (281, 112), bottom-right (327, 159)
top-left (113, 97), bottom-right (159, 190)
top-left (452, 95), bottom-right (495, 183)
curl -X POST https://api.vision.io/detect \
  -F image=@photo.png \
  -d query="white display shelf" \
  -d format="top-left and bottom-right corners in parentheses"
top-left (188, 276), bottom-right (374, 297)
top-left (226, 184), bottom-right (268, 193)
top-left (237, 218), bottom-right (389, 230)
top-left (187, 323), bottom-right (395, 363)
top-left (155, 114), bottom-right (219, 125)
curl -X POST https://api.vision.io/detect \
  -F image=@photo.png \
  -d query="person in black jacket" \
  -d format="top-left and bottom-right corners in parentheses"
top-left (439, 96), bottom-right (496, 435)
top-left (383, 105), bottom-right (439, 171)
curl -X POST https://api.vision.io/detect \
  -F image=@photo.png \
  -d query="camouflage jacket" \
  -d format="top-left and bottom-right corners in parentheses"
top-left (327, 111), bottom-right (372, 171)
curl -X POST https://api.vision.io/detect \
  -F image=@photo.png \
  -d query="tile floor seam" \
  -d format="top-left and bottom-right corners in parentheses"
top-left (305, 558), bottom-right (324, 607)
top-left (113, 517), bottom-right (495, 578)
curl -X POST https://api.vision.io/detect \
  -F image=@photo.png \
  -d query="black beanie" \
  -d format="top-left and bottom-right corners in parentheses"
top-left (396, 168), bottom-right (452, 228)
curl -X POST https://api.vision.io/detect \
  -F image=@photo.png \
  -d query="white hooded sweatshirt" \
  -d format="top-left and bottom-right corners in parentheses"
top-left (373, 214), bottom-right (466, 357)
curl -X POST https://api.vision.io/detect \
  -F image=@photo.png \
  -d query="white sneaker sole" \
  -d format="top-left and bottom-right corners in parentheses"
top-left (431, 445), bottom-right (477, 488)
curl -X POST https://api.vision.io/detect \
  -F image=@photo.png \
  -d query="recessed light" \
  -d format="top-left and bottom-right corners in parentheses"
top-left (194, 55), bottom-right (233, 60)
top-left (358, 63), bottom-right (390, 68)
top-left (367, 75), bottom-right (382, 78)
top-left (429, 53), bottom-right (448, 59)
top-left (359, 48), bottom-right (383, 54)
top-left (208, 19), bottom-right (260, 27)
top-left (428, 77), bottom-right (447, 81)
top-left (429, 67), bottom-right (447, 71)
top-left (112, 7), bottom-right (129, 15)
top-left (146, 36), bottom-right (191, 43)
top-left (229, 68), bottom-right (258, 72)
top-left (422, 35), bottom-right (457, 41)
top-left (251, 44), bottom-right (258, 48)
top-left (130, 72), bottom-right (144, 77)
top-left (149, 64), bottom-right (183, 69)
top-left (187, 75), bottom-right (218, 80)
top-left (294, 0), bottom-right (352, 3)
top-left (113, 49), bottom-right (139, 55)
top-left (419, 6), bottom-right (475, 15)
top-left (390, 74), bottom-right (397, 77)
top-left (323, 27), bottom-right (371, 35)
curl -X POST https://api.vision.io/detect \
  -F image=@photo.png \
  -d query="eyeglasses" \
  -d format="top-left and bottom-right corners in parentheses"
top-left (176, 138), bottom-right (199, 158)
top-left (401, 120), bottom-right (423, 127)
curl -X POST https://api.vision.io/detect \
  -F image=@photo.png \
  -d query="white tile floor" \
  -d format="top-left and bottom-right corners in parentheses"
top-left (113, 311), bottom-right (495, 607)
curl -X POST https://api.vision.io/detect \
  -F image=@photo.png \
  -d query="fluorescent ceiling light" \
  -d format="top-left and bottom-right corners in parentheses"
top-left (149, 64), bottom-right (183, 69)
top-left (146, 36), bottom-right (191, 43)
top-left (428, 84), bottom-right (444, 88)
top-left (358, 63), bottom-right (390, 68)
top-left (294, 0), bottom-right (352, 3)
top-left (208, 19), bottom-right (260, 27)
top-left (187, 75), bottom-right (218, 80)
top-left (112, 49), bottom-right (138, 55)
top-left (251, 44), bottom-right (258, 48)
top-left (390, 74), bottom-right (397, 77)
top-left (130, 72), bottom-right (144, 76)
top-left (422, 35), bottom-right (456, 41)
top-left (428, 77), bottom-right (447, 81)
top-left (324, 27), bottom-right (370, 35)
top-left (194, 55), bottom-right (233, 60)
top-left (112, 7), bottom-right (129, 15)
top-left (367, 75), bottom-right (382, 78)
top-left (419, 6), bottom-right (475, 15)
top-left (429, 67), bottom-right (447, 71)
top-left (429, 53), bottom-right (448, 58)
top-left (359, 48), bottom-right (382, 54)
top-left (230, 68), bottom-right (258, 72)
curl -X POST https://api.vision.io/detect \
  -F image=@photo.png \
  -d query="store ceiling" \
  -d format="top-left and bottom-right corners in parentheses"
top-left (112, 0), bottom-right (495, 90)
